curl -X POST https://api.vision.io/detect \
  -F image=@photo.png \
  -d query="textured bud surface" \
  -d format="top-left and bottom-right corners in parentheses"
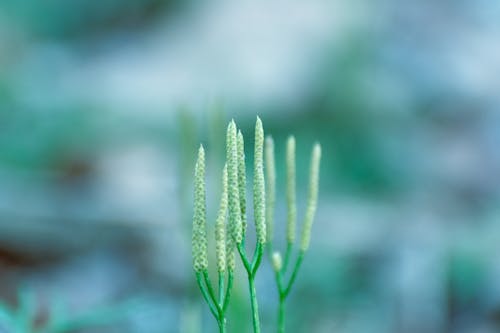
top-left (192, 145), bottom-right (208, 272)
top-left (226, 228), bottom-right (236, 272)
top-left (271, 252), bottom-right (282, 272)
top-left (215, 165), bottom-right (228, 273)
top-left (265, 136), bottom-right (276, 243)
top-left (253, 117), bottom-right (266, 244)
top-left (286, 136), bottom-right (296, 244)
top-left (227, 121), bottom-right (242, 244)
top-left (300, 143), bottom-right (321, 251)
top-left (237, 130), bottom-right (247, 237)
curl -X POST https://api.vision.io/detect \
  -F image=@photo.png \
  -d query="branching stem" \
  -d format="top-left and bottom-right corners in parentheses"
top-left (237, 242), bottom-right (264, 333)
top-left (196, 271), bottom-right (232, 333)
top-left (273, 249), bottom-right (306, 333)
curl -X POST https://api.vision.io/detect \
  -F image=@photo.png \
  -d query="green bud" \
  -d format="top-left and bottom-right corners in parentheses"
top-left (192, 145), bottom-right (208, 272)
top-left (253, 116), bottom-right (266, 244)
top-left (265, 136), bottom-right (276, 243)
top-left (226, 229), bottom-right (236, 272)
top-left (271, 252), bottom-right (282, 272)
top-left (286, 136), bottom-right (296, 244)
top-left (237, 130), bottom-right (247, 237)
top-left (300, 143), bottom-right (321, 252)
top-left (227, 121), bottom-right (242, 244)
top-left (215, 165), bottom-right (228, 273)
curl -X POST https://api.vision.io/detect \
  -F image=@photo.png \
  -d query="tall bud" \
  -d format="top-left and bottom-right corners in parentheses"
top-left (215, 165), bottom-right (228, 273)
top-left (226, 121), bottom-right (242, 244)
top-left (192, 145), bottom-right (208, 272)
top-left (237, 130), bottom-right (247, 237)
top-left (265, 136), bottom-right (276, 243)
top-left (253, 117), bottom-right (266, 244)
top-left (286, 136), bottom-right (296, 244)
top-left (300, 143), bottom-right (321, 252)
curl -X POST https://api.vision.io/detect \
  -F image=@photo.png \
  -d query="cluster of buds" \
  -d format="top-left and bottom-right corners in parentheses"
top-left (191, 117), bottom-right (269, 333)
top-left (191, 116), bottom-right (320, 333)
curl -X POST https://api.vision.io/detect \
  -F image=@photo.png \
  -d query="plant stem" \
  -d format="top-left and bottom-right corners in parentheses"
top-left (283, 242), bottom-right (293, 273)
top-left (251, 242), bottom-right (263, 275)
top-left (283, 252), bottom-right (304, 297)
top-left (272, 250), bottom-right (306, 333)
top-left (195, 272), bottom-right (218, 319)
top-left (238, 242), bottom-right (264, 333)
top-left (248, 276), bottom-right (261, 333)
top-left (203, 271), bottom-right (221, 312)
top-left (218, 272), bottom-right (225, 307)
top-left (217, 317), bottom-right (227, 333)
top-left (223, 272), bottom-right (234, 312)
top-left (277, 297), bottom-right (285, 333)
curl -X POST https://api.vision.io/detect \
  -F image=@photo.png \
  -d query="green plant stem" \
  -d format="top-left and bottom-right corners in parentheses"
top-left (237, 242), bottom-right (264, 333)
top-left (195, 272), bottom-right (218, 319)
top-left (223, 271), bottom-right (234, 312)
top-left (251, 242), bottom-right (263, 275)
top-left (283, 242), bottom-right (293, 273)
top-left (283, 251), bottom-right (304, 297)
top-left (248, 276), bottom-right (261, 333)
top-left (237, 244), bottom-right (251, 272)
top-left (203, 271), bottom-right (221, 312)
top-left (218, 272), bottom-right (225, 307)
top-left (197, 271), bottom-right (230, 333)
top-left (217, 317), bottom-right (227, 333)
top-left (277, 297), bottom-right (285, 333)
top-left (273, 250), bottom-right (306, 333)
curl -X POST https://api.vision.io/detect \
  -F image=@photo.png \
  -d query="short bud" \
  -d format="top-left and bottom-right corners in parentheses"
top-left (271, 252), bottom-right (282, 272)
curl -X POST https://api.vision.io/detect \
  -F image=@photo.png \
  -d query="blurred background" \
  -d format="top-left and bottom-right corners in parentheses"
top-left (1, 0), bottom-right (500, 332)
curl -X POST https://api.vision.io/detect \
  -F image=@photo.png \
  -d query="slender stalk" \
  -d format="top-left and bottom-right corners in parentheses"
top-left (251, 242), bottom-right (263, 275)
top-left (237, 244), bottom-right (252, 273)
top-left (203, 271), bottom-right (221, 312)
top-left (238, 241), bottom-right (264, 333)
top-left (282, 242), bottom-right (293, 273)
top-left (217, 317), bottom-right (226, 333)
top-left (248, 276), bottom-right (261, 333)
top-left (218, 272), bottom-right (225, 307)
top-left (223, 272), bottom-right (234, 312)
top-left (272, 250), bottom-right (306, 333)
top-left (277, 297), bottom-right (285, 333)
top-left (283, 252), bottom-right (304, 298)
top-left (195, 272), bottom-right (218, 319)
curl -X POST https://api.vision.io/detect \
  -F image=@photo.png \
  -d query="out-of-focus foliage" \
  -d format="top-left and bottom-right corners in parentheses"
top-left (1, 0), bottom-right (185, 40)
top-left (0, 289), bottom-right (129, 333)
top-left (1, 0), bottom-right (500, 332)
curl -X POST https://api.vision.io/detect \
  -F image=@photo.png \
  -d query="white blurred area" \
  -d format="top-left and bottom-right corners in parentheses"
top-left (7, 0), bottom-right (357, 114)
top-left (2, 0), bottom-right (499, 115)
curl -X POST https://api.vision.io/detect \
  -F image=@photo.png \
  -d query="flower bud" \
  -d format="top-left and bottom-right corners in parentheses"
top-left (192, 145), bottom-right (208, 272)
top-left (286, 136), bottom-right (296, 244)
top-left (215, 165), bottom-right (228, 273)
top-left (271, 252), bottom-right (282, 272)
top-left (227, 121), bottom-right (242, 244)
top-left (300, 143), bottom-right (321, 252)
top-left (253, 117), bottom-right (266, 244)
top-left (237, 130), bottom-right (247, 237)
top-left (265, 136), bottom-right (276, 243)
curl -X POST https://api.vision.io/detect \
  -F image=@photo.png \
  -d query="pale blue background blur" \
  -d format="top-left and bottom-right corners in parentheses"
top-left (1, 0), bottom-right (500, 332)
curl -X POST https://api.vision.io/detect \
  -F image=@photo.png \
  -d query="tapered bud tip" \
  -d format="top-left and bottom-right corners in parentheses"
top-left (271, 252), bottom-right (282, 272)
top-left (287, 135), bottom-right (295, 145)
top-left (313, 143), bottom-right (321, 158)
top-left (256, 116), bottom-right (263, 131)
